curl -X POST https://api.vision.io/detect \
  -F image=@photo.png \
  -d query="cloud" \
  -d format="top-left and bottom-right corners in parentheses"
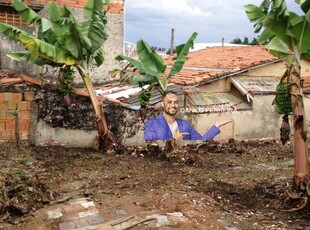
top-left (124, 0), bottom-right (303, 48)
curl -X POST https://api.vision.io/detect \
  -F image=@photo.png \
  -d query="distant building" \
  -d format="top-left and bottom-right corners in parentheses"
top-left (190, 43), bottom-right (248, 52)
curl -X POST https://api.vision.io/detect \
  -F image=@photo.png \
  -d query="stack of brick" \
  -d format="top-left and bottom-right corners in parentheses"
top-left (0, 91), bottom-right (35, 142)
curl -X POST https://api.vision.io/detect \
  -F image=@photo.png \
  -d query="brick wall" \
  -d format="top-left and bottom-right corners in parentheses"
top-left (0, 91), bottom-right (34, 142)
top-left (0, 8), bottom-right (28, 26)
top-left (38, 0), bottom-right (124, 13)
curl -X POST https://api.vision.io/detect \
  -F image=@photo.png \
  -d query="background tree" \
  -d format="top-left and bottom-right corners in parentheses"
top-left (250, 38), bottom-right (259, 45)
top-left (0, 0), bottom-right (114, 148)
top-left (230, 38), bottom-right (242, 44)
top-left (245, 0), bottom-right (310, 194)
top-left (242, 37), bottom-right (249, 45)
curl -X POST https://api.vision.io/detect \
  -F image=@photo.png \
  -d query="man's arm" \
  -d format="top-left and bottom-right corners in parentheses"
top-left (202, 125), bottom-right (220, 140)
top-left (203, 119), bottom-right (233, 140)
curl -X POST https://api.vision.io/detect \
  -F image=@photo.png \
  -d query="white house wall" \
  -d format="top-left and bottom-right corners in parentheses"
top-left (184, 95), bottom-right (282, 141)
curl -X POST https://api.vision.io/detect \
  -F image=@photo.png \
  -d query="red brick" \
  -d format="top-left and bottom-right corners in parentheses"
top-left (18, 101), bottom-right (31, 111)
top-left (20, 111), bottom-right (30, 120)
top-left (18, 120), bottom-right (30, 132)
top-left (7, 101), bottom-right (17, 110)
top-left (0, 93), bottom-right (4, 102)
top-left (0, 111), bottom-right (6, 120)
top-left (5, 121), bottom-right (15, 131)
top-left (24, 92), bottom-right (35, 101)
top-left (0, 102), bottom-right (8, 110)
top-left (33, 224), bottom-right (49, 230)
top-left (13, 93), bottom-right (22, 101)
top-left (19, 131), bottom-right (29, 141)
top-left (0, 122), bottom-right (5, 131)
top-left (6, 111), bottom-right (16, 120)
top-left (0, 131), bottom-right (13, 140)
top-left (62, 204), bottom-right (85, 213)
top-left (3, 92), bottom-right (13, 101)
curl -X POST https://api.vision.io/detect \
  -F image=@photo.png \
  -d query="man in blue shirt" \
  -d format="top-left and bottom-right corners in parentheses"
top-left (144, 91), bottom-right (232, 141)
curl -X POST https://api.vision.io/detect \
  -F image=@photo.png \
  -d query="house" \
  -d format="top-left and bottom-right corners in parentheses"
top-left (1, 44), bottom-right (310, 148)
top-left (164, 46), bottom-right (310, 141)
top-left (189, 42), bottom-right (248, 52)
top-left (96, 46), bottom-right (310, 144)
top-left (0, 0), bottom-right (124, 84)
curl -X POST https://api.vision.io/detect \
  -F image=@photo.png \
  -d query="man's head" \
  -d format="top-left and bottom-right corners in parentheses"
top-left (162, 91), bottom-right (179, 116)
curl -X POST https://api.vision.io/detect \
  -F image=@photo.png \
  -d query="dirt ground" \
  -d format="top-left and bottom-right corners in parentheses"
top-left (0, 139), bottom-right (310, 230)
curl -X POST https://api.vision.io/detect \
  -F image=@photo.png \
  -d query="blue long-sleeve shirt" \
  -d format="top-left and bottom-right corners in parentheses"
top-left (144, 113), bottom-right (220, 141)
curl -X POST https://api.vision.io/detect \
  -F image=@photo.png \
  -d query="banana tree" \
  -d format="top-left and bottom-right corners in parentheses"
top-left (114, 33), bottom-right (197, 152)
top-left (0, 0), bottom-right (114, 147)
top-left (245, 0), bottom-right (310, 191)
top-left (114, 32), bottom-right (197, 107)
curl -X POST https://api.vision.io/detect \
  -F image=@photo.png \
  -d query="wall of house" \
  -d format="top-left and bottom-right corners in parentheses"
top-left (198, 78), bottom-right (230, 92)
top-left (241, 62), bottom-right (286, 77)
top-left (0, 0), bottom-right (124, 84)
top-left (242, 60), bottom-right (310, 77)
top-left (183, 95), bottom-right (282, 141)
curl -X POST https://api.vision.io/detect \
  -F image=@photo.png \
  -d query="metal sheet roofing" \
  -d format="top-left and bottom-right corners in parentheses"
top-left (231, 76), bottom-right (280, 95)
top-left (184, 91), bottom-right (251, 113)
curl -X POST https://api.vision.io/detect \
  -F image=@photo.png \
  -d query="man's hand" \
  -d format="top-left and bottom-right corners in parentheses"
top-left (215, 119), bottom-right (233, 128)
top-left (172, 131), bottom-right (189, 140)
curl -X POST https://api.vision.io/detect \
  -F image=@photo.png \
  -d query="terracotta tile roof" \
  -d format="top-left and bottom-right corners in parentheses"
top-left (165, 45), bottom-right (281, 85)
top-left (0, 69), bottom-right (44, 86)
top-left (0, 69), bottom-right (182, 109)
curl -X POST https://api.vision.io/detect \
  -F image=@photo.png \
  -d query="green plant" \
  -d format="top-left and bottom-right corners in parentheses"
top-left (0, 0), bottom-right (113, 148)
top-left (245, 0), bottom-right (310, 190)
top-left (114, 32), bottom-right (198, 106)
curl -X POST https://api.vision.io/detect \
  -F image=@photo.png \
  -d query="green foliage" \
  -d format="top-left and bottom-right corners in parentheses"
top-left (138, 90), bottom-right (153, 107)
top-left (59, 67), bottom-right (75, 95)
top-left (230, 38), bottom-right (242, 44)
top-left (272, 81), bottom-right (292, 115)
top-left (115, 33), bottom-right (198, 107)
top-left (0, 0), bottom-right (109, 70)
top-left (244, 0), bottom-right (310, 60)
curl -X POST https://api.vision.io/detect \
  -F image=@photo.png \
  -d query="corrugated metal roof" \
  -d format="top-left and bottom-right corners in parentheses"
top-left (184, 92), bottom-right (251, 113)
top-left (231, 76), bottom-right (279, 94)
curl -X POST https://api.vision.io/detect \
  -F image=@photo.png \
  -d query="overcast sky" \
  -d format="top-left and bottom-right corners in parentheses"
top-left (124, 0), bottom-right (302, 49)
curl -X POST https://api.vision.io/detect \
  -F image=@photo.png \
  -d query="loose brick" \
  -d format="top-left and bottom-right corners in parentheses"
top-left (20, 111), bottom-right (30, 120)
top-left (62, 204), bottom-right (85, 213)
top-left (20, 131), bottom-right (29, 141)
top-left (1, 131), bottom-right (13, 140)
top-left (6, 111), bottom-right (17, 120)
top-left (0, 102), bottom-right (8, 111)
top-left (18, 120), bottom-right (30, 132)
top-left (13, 93), bottom-right (22, 101)
top-left (7, 101), bottom-right (17, 110)
top-left (5, 121), bottom-right (15, 131)
top-left (24, 92), bottom-right (35, 101)
top-left (18, 101), bottom-right (31, 111)
top-left (3, 92), bottom-right (13, 102)
top-left (0, 111), bottom-right (6, 120)
top-left (0, 122), bottom-right (5, 131)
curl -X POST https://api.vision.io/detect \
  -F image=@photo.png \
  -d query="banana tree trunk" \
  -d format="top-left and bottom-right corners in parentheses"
top-left (77, 67), bottom-right (114, 148)
top-left (289, 61), bottom-right (310, 189)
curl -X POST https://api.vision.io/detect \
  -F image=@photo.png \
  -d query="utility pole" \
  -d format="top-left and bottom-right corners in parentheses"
top-left (170, 28), bottom-right (175, 56)
top-left (222, 38), bottom-right (224, 46)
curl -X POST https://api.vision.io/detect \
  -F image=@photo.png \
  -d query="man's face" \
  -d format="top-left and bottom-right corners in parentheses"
top-left (162, 93), bottom-right (179, 116)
